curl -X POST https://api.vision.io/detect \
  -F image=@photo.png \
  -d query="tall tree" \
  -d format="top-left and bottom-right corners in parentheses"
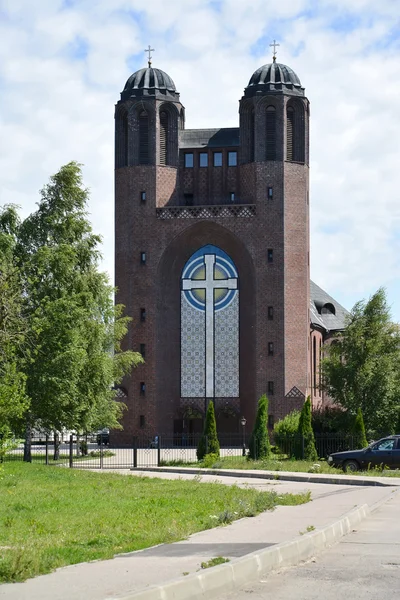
top-left (0, 163), bottom-right (142, 458)
top-left (295, 396), bottom-right (318, 461)
top-left (322, 288), bottom-right (400, 434)
top-left (0, 206), bottom-right (28, 431)
top-left (352, 408), bottom-right (368, 448)
top-left (197, 401), bottom-right (220, 460)
top-left (248, 394), bottom-right (271, 460)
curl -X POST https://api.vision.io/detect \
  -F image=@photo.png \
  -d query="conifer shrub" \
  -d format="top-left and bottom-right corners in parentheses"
top-left (248, 394), bottom-right (271, 460)
top-left (273, 410), bottom-right (300, 456)
top-left (352, 407), bottom-right (368, 448)
top-left (197, 401), bottom-right (220, 460)
top-left (295, 396), bottom-right (318, 461)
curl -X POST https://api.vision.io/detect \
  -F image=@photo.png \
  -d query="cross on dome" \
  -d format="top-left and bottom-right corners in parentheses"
top-left (144, 44), bottom-right (155, 67)
top-left (269, 39), bottom-right (280, 62)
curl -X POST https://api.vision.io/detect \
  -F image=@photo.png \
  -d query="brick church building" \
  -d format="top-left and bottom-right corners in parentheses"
top-left (113, 52), bottom-right (348, 445)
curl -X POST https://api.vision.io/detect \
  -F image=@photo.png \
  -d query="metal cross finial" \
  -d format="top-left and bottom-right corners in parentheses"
top-left (269, 39), bottom-right (280, 62)
top-left (145, 45), bottom-right (155, 67)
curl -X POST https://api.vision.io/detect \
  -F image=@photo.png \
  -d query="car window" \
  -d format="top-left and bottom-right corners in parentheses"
top-left (374, 439), bottom-right (395, 451)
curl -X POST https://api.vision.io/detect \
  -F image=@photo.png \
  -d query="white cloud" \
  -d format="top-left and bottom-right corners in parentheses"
top-left (0, 0), bottom-right (400, 320)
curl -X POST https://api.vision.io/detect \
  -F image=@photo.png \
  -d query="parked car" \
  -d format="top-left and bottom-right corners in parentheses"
top-left (328, 435), bottom-right (400, 472)
top-left (96, 429), bottom-right (110, 446)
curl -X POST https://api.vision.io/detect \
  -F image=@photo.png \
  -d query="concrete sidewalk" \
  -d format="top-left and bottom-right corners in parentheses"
top-left (0, 472), bottom-right (399, 600)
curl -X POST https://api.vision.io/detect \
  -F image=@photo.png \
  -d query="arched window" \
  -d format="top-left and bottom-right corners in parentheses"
top-left (249, 109), bottom-right (255, 162)
top-left (181, 245), bottom-right (239, 399)
top-left (321, 303), bottom-right (336, 315)
top-left (266, 106), bottom-right (276, 161)
top-left (286, 106), bottom-right (294, 161)
top-left (287, 102), bottom-right (305, 162)
top-left (160, 111), bottom-right (168, 165)
top-left (115, 109), bottom-right (128, 168)
top-left (139, 110), bottom-right (149, 165)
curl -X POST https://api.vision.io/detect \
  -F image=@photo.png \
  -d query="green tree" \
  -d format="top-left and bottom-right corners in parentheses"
top-left (295, 396), bottom-right (318, 461)
top-left (322, 288), bottom-right (400, 434)
top-left (197, 401), bottom-right (220, 460)
top-left (0, 163), bottom-right (143, 459)
top-left (248, 394), bottom-right (271, 460)
top-left (352, 408), bottom-right (368, 448)
top-left (0, 206), bottom-right (28, 430)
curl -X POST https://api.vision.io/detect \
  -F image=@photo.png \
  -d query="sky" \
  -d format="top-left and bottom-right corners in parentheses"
top-left (1, 0), bottom-right (400, 320)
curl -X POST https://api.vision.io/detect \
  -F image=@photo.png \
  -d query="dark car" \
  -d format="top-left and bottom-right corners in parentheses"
top-left (96, 429), bottom-right (110, 446)
top-left (328, 435), bottom-right (400, 472)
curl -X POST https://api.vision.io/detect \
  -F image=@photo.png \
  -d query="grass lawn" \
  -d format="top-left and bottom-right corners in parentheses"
top-left (162, 455), bottom-right (400, 477)
top-left (0, 462), bottom-right (310, 583)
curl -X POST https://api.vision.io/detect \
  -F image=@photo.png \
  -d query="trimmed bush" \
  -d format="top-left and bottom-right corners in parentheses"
top-left (295, 396), bottom-right (318, 461)
top-left (248, 394), bottom-right (271, 460)
top-left (352, 408), bottom-right (368, 448)
top-left (197, 401), bottom-right (220, 460)
top-left (273, 410), bottom-right (300, 455)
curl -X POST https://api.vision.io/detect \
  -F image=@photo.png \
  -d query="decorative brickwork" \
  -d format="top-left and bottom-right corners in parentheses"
top-left (156, 205), bottom-right (256, 219)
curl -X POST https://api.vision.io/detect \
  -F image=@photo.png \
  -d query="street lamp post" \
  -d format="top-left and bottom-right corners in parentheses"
top-left (240, 417), bottom-right (247, 456)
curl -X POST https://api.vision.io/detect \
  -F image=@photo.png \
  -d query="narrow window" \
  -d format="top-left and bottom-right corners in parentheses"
top-left (267, 248), bottom-right (273, 263)
top-left (140, 191), bottom-right (146, 202)
top-left (140, 343), bottom-right (146, 358)
top-left (319, 339), bottom-right (322, 397)
top-left (268, 306), bottom-right (274, 320)
top-left (249, 110), bottom-right (255, 162)
top-left (160, 110), bottom-right (168, 165)
top-left (267, 186), bottom-right (273, 200)
top-left (230, 192), bottom-right (235, 202)
top-left (266, 106), bottom-right (276, 160)
top-left (184, 153), bottom-right (194, 168)
top-left (268, 381), bottom-right (274, 395)
top-left (228, 151), bottom-right (237, 166)
top-left (139, 111), bottom-right (149, 165)
top-left (313, 336), bottom-right (317, 394)
top-left (140, 382), bottom-right (146, 395)
top-left (268, 342), bottom-right (274, 356)
top-left (199, 152), bottom-right (208, 167)
top-left (184, 193), bottom-right (194, 206)
top-left (268, 415), bottom-right (274, 428)
top-left (139, 415), bottom-right (145, 428)
top-left (287, 107), bottom-right (294, 161)
top-left (140, 251), bottom-right (146, 264)
top-left (213, 152), bottom-right (223, 167)
top-left (140, 308), bottom-right (146, 322)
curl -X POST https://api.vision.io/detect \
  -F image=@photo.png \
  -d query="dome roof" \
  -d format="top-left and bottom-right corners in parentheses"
top-left (123, 67), bottom-right (176, 93)
top-left (245, 61), bottom-right (304, 97)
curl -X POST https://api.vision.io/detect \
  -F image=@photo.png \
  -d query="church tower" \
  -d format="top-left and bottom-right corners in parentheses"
top-left (114, 52), bottom-right (310, 445)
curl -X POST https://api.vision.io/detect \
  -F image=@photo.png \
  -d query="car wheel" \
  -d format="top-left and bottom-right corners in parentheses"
top-left (343, 459), bottom-right (360, 473)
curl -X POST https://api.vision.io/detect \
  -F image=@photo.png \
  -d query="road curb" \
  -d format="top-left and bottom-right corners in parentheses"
top-left (114, 503), bottom-right (370, 600)
top-left (133, 466), bottom-right (399, 487)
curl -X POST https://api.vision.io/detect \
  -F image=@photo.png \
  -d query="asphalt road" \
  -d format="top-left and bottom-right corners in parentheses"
top-left (221, 490), bottom-right (400, 600)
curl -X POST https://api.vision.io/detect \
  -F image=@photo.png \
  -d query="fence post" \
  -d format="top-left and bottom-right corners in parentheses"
top-left (69, 435), bottom-right (73, 468)
top-left (157, 435), bottom-right (161, 467)
top-left (45, 434), bottom-right (49, 465)
top-left (100, 435), bottom-right (104, 469)
top-left (133, 436), bottom-right (138, 468)
top-left (301, 435), bottom-right (305, 460)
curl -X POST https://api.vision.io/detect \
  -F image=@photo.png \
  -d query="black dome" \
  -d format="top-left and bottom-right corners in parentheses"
top-left (124, 67), bottom-right (176, 93)
top-left (245, 62), bottom-right (304, 97)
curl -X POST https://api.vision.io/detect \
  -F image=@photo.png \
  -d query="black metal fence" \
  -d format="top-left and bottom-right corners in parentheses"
top-left (2, 432), bottom-right (369, 469)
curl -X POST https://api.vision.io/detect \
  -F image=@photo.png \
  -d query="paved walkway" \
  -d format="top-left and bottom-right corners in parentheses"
top-left (1, 470), bottom-right (399, 600)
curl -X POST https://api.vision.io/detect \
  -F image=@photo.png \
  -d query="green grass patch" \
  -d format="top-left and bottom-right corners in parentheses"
top-left (201, 556), bottom-right (230, 569)
top-left (0, 463), bottom-right (310, 583)
top-left (162, 455), bottom-right (400, 477)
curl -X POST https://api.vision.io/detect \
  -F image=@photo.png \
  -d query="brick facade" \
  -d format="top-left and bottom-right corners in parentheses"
top-left (114, 63), bottom-right (312, 444)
